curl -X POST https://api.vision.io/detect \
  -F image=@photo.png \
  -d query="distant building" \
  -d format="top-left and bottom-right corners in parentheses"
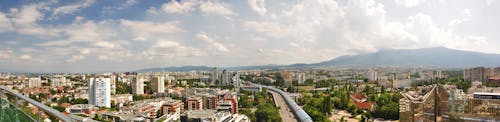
top-left (282, 70), bottom-right (293, 87)
top-left (110, 75), bottom-right (116, 95)
top-left (464, 67), bottom-right (487, 82)
top-left (221, 69), bottom-right (230, 85)
top-left (436, 70), bottom-right (442, 79)
top-left (112, 94), bottom-right (133, 104)
top-left (393, 79), bottom-right (412, 88)
top-left (28, 77), bottom-right (42, 87)
top-left (296, 73), bottom-right (306, 84)
top-left (88, 77), bottom-right (111, 108)
top-left (151, 76), bottom-right (165, 93)
top-left (50, 77), bottom-right (67, 87)
top-left (211, 67), bottom-right (220, 85)
top-left (366, 70), bottom-right (378, 81)
top-left (132, 76), bottom-right (144, 95)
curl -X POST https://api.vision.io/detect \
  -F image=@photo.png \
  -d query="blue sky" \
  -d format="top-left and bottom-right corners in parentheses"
top-left (0, 0), bottom-right (499, 72)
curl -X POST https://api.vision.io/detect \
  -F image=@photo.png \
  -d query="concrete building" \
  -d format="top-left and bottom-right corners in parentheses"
top-left (161, 100), bottom-right (182, 121)
top-left (110, 75), bottom-right (116, 95)
top-left (296, 72), bottom-right (306, 84)
top-left (221, 69), bottom-right (230, 85)
top-left (185, 97), bottom-right (203, 110)
top-left (436, 70), bottom-right (442, 79)
top-left (281, 70), bottom-right (293, 87)
top-left (50, 77), bottom-right (67, 87)
top-left (112, 94), bottom-right (133, 104)
top-left (66, 104), bottom-right (98, 115)
top-left (133, 76), bottom-right (145, 95)
top-left (180, 110), bottom-right (232, 122)
top-left (366, 70), bottom-right (378, 81)
top-left (464, 67), bottom-right (487, 82)
top-left (202, 95), bottom-right (217, 109)
top-left (28, 77), bottom-right (42, 87)
top-left (211, 67), bottom-right (220, 85)
top-left (151, 76), bottom-right (165, 93)
top-left (393, 79), bottom-right (412, 88)
top-left (88, 77), bottom-right (112, 108)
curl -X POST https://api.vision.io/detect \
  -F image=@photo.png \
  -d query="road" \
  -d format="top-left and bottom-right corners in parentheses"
top-left (269, 90), bottom-right (298, 122)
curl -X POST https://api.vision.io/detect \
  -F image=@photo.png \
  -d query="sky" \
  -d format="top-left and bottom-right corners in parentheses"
top-left (0, 0), bottom-right (499, 73)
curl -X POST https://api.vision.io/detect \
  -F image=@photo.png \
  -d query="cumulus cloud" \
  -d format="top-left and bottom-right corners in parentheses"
top-left (66, 55), bottom-right (85, 62)
top-left (248, 0), bottom-right (267, 16)
top-left (160, 0), bottom-right (197, 14)
top-left (0, 12), bottom-right (12, 32)
top-left (394, 0), bottom-right (424, 7)
top-left (195, 33), bottom-right (230, 53)
top-left (120, 20), bottom-right (183, 40)
top-left (53, 0), bottom-right (96, 16)
top-left (0, 49), bottom-right (13, 59)
top-left (0, 0), bottom-right (497, 72)
top-left (19, 54), bottom-right (32, 60)
top-left (199, 1), bottom-right (237, 16)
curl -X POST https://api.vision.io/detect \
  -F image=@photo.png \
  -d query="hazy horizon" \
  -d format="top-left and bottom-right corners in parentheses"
top-left (1, 0), bottom-right (500, 72)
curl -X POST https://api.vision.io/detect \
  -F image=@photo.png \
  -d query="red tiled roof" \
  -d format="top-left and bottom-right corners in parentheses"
top-left (352, 93), bottom-right (367, 100)
top-left (353, 102), bottom-right (373, 109)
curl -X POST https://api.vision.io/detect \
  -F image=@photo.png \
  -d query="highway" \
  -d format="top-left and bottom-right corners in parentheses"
top-left (269, 90), bottom-right (298, 122)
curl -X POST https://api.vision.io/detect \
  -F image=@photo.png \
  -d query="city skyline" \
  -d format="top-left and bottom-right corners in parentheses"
top-left (1, 0), bottom-right (500, 73)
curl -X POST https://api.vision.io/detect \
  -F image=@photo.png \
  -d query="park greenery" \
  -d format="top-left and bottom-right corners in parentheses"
top-left (238, 89), bottom-right (281, 122)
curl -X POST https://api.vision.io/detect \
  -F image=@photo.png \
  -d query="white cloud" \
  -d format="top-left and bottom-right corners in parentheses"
top-left (394, 0), bottom-right (423, 7)
top-left (143, 40), bottom-right (203, 60)
top-left (248, 0), bottom-right (267, 16)
top-left (462, 8), bottom-right (472, 17)
top-left (121, 20), bottom-right (183, 40)
top-left (52, 0), bottom-right (96, 16)
top-left (486, 0), bottom-right (495, 6)
top-left (66, 55), bottom-right (85, 62)
top-left (0, 49), bottom-right (13, 59)
top-left (93, 41), bottom-right (117, 48)
top-left (19, 54), bottom-right (32, 60)
top-left (11, 3), bottom-right (45, 25)
top-left (448, 19), bottom-right (463, 27)
top-left (195, 33), bottom-right (230, 53)
top-left (243, 21), bottom-right (292, 38)
top-left (199, 1), bottom-right (237, 16)
top-left (0, 12), bottom-right (11, 32)
top-left (153, 40), bottom-right (181, 48)
top-left (161, 0), bottom-right (197, 14)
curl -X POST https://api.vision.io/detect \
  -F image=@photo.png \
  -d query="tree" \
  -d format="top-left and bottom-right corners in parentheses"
top-left (321, 96), bottom-right (332, 116)
top-left (52, 106), bottom-right (66, 112)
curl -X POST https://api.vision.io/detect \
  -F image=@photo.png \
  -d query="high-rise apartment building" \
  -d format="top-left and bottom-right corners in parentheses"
top-left (282, 70), bottom-right (293, 87)
top-left (464, 67), bottom-right (487, 82)
top-left (151, 76), bottom-right (165, 93)
top-left (132, 76), bottom-right (145, 95)
top-left (28, 77), bottom-right (42, 87)
top-left (221, 69), bottom-right (229, 85)
top-left (110, 75), bottom-right (116, 95)
top-left (296, 73), bottom-right (306, 84)
top-left (366, 70), bottom-right (378, 81)
top-left (88, 77), bottom-right (111, 108)
top-left (211, 67), bottom-right (220, 85)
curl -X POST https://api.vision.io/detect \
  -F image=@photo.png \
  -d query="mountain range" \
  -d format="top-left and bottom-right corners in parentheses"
top-left (136, 47), bottom-right (500, 72)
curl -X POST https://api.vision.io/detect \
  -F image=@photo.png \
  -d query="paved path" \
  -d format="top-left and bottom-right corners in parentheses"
top-left (269, 90), bottom-right (297, 122)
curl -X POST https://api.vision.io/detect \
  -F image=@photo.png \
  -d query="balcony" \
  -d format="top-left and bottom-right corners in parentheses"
top-left (0, 87), bottom-right (72, 122)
